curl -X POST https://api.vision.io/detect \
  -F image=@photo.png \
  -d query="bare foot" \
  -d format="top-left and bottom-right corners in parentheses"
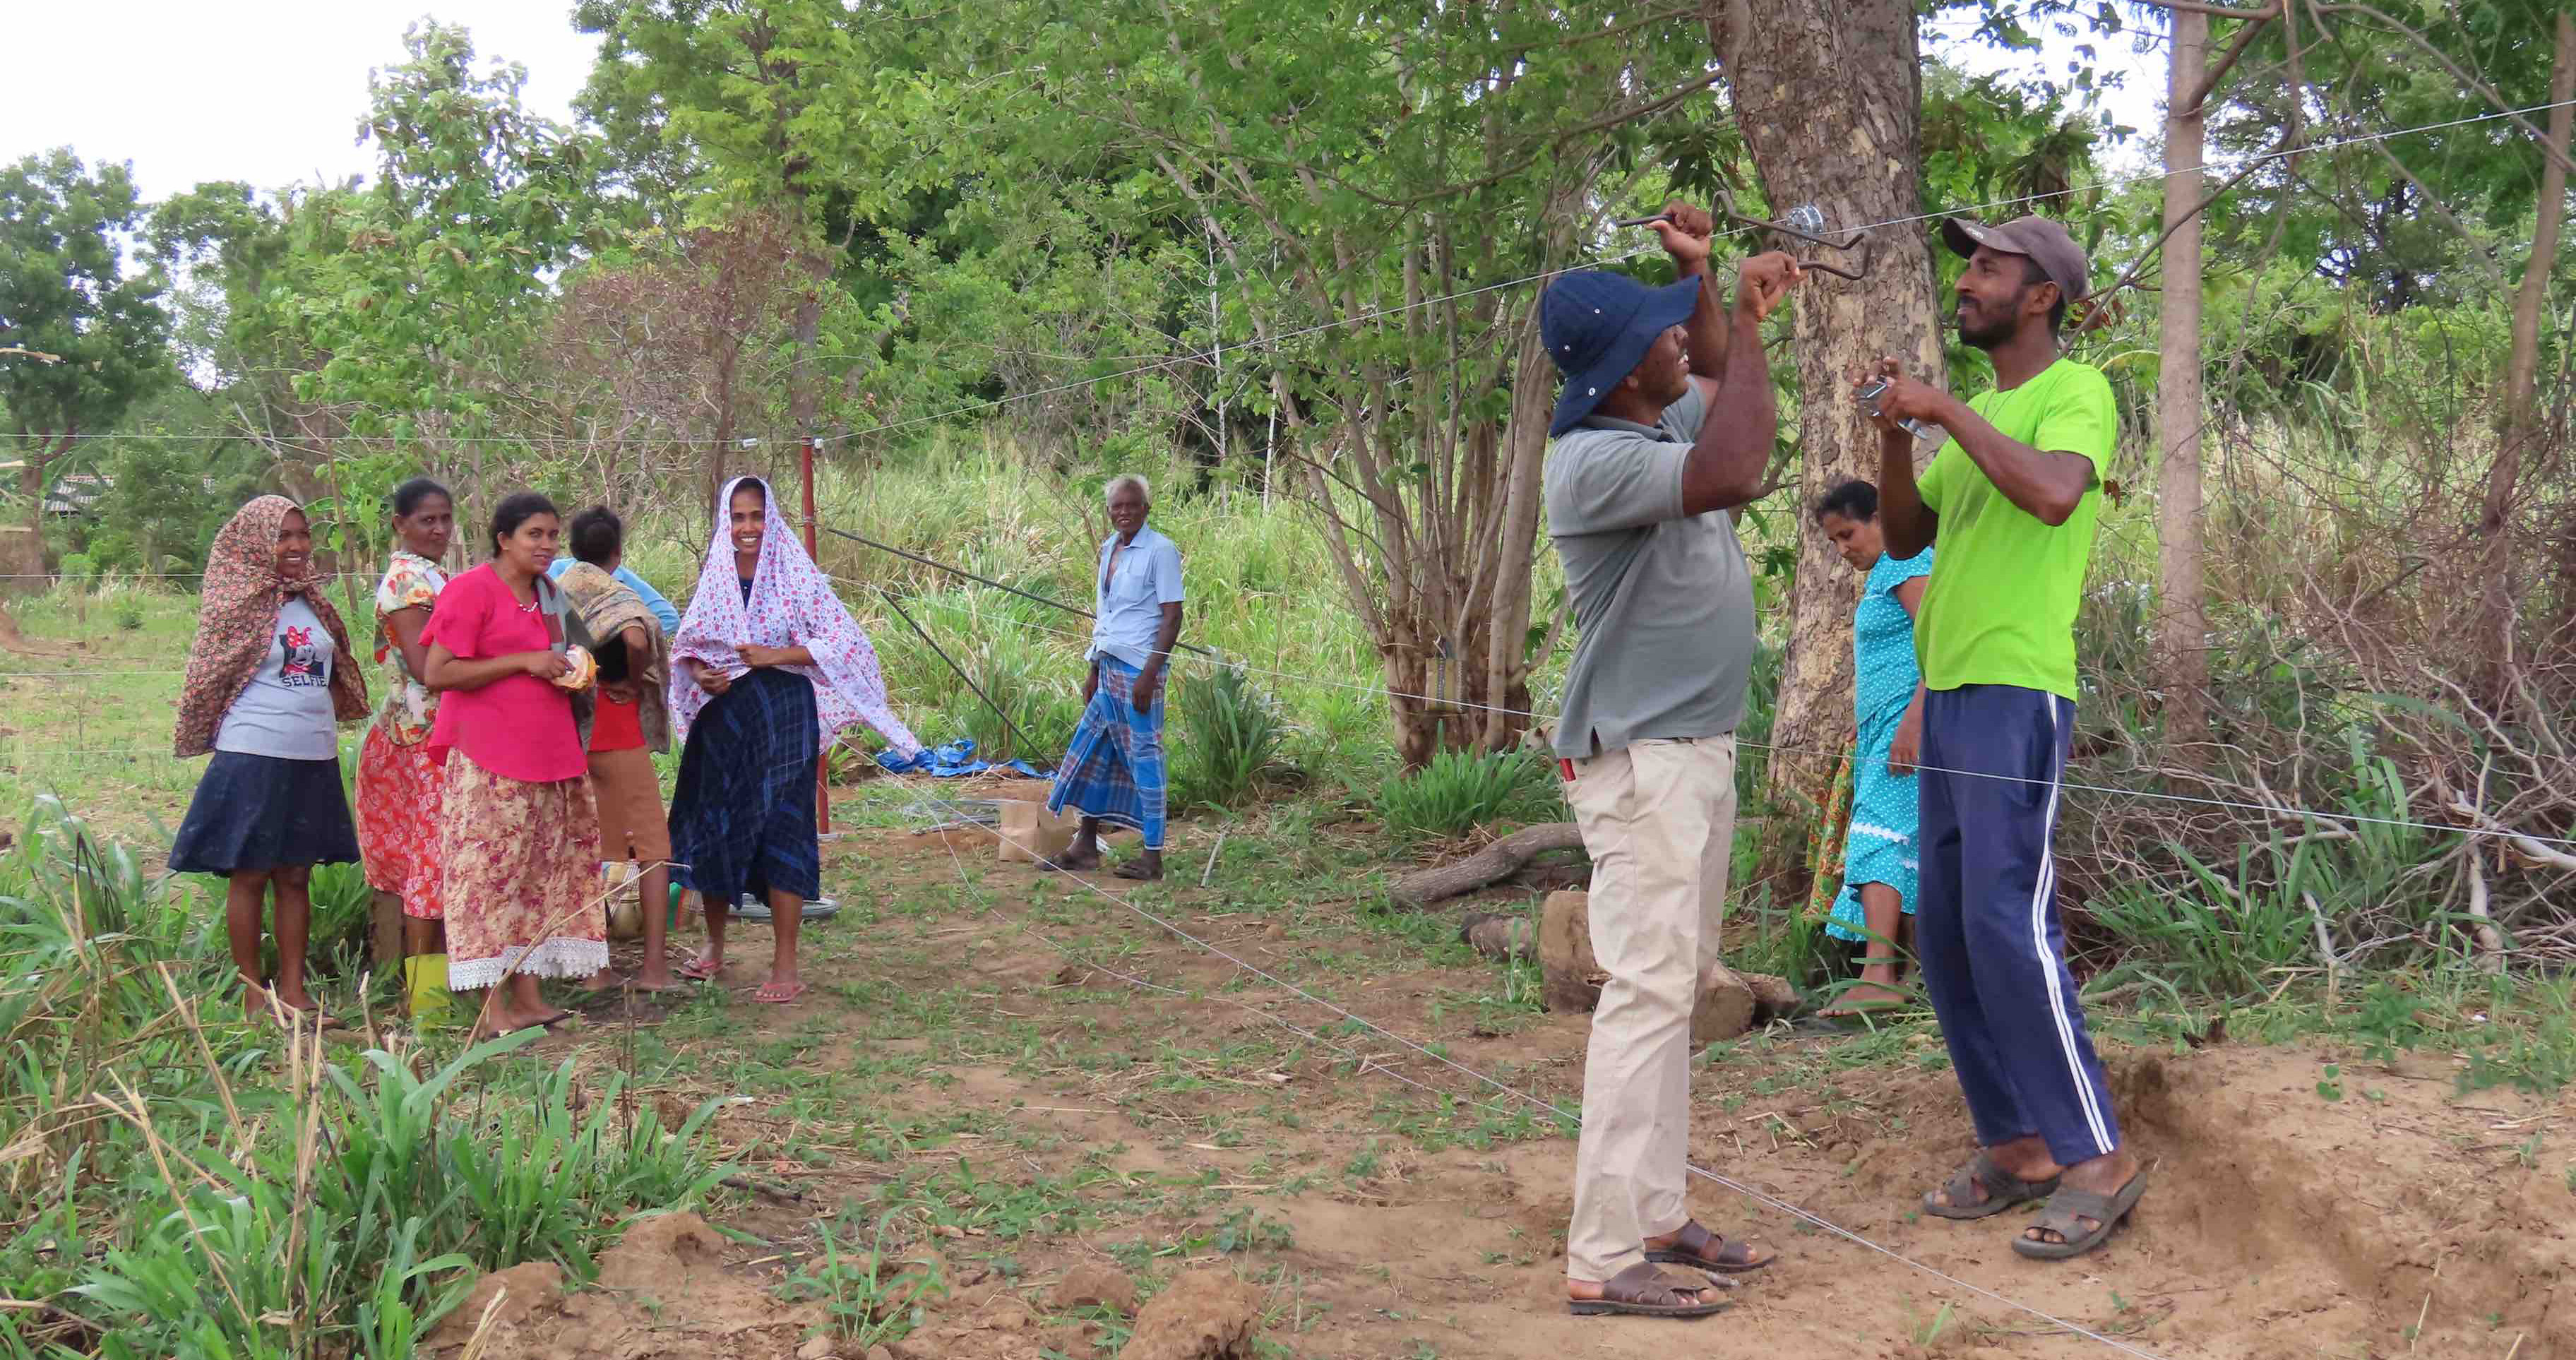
top-left (1044, 847), bottom-right (1103, 872)
top-left (1819, 981), bottom-right (1908, 1018)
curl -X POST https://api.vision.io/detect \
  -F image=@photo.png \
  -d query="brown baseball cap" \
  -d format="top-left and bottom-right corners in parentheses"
top-left (1941, 215), bottom-right (2093, 302)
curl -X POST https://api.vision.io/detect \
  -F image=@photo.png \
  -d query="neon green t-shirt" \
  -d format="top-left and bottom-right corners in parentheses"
top-left (1914, 357), bottom-right (2117, 701)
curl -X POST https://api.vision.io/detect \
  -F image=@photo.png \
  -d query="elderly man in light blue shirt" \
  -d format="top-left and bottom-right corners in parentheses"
top-left (1046, 473), bottom-right (1185, 879)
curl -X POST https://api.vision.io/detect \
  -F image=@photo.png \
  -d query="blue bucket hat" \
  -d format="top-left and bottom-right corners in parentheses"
top-left (1541, 270), bottom-right (1704, 437)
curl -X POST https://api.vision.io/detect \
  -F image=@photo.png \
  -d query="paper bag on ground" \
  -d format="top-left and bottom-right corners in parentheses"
top-left (997, 799), bottom-right (1080, 864)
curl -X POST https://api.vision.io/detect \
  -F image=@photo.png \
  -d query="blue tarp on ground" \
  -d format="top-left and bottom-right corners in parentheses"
top-left (875, 737), bottom-right (1052, 781)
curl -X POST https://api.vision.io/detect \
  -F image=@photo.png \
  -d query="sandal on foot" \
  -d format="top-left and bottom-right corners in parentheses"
top-left (753, 980), bottom-right (809, 1004)
top-left (2012, 1173), bottom-right (2147, 1260)
top-left (676, 956), bottom-right (722, 982)
top-left (1111, 861), bottom-right (1162, 881)
top-left (1645, 1220), bottom-right (1772, 1276)
top-left (1924, 1150), bottom-right (2059, 1220)
top-left (1568, 1261), bottom-right (1729, 1319)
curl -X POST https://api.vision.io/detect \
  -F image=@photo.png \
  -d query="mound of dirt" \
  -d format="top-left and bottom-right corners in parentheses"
top-left (1121, 1268), bottom-right (1265, 1360)
top-left (425, 1212), bottom-right (826, 1359)
top-left (1050, 1263), bottom-right (1140, 1316)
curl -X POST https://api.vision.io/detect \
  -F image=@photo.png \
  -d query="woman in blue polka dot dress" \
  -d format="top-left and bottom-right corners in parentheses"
top-left (1812, 479), bottom-right (1932, 1015)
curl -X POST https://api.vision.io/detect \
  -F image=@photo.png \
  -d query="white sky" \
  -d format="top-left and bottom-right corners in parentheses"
top-left (4, 3), bottom-right (602, 201)
top-left (1, 3), bottom-right (2167, 205)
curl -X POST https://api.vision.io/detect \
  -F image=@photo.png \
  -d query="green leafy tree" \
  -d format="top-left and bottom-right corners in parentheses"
top-left (0, 150), bottom-right (172, 536)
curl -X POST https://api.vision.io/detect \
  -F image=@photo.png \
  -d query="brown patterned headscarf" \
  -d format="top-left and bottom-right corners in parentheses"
top-left (172, 496), bottom-right (369, 758)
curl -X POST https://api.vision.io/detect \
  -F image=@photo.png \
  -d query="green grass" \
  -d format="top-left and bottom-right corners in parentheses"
top-left (0, 797), bottom-right (727, 1359)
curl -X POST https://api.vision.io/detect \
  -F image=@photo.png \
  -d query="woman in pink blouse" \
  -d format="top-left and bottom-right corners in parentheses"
top-left (420, 491), bottom-right (605, 1037)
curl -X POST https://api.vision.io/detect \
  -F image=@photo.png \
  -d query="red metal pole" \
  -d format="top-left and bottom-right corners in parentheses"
top-left (803, 434), bottom-right (830, 835)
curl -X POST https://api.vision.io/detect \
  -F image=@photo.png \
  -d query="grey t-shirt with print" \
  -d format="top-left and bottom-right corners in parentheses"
top-left (1542, 381), bottom-right (1755, 759)
top-left (215, 596), bottom-right (340, 760)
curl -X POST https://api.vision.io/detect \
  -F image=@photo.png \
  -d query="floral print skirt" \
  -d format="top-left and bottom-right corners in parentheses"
top-left (439, 751), bottom-right (607, 989)
top-left (356, 722), bottom-right (448, 920)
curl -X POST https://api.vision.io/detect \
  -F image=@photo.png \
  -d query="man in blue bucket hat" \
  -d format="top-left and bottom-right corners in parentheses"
top-left (1544, 201), bottom-right (1801, 1319)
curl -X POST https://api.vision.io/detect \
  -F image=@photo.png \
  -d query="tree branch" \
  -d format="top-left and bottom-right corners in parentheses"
top-left (2185, 6), bottom-right (2281, 114)
top-left (2306, 0), bottom-right (2576, 178)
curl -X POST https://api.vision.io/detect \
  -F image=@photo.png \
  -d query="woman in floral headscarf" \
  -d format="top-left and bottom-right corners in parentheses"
top-left (169, 495), bottom-right (370, 1025)
top-left (665, 476), bottom-right (921, 1003)
top-left (354, 477), bottom-right (457, 1021)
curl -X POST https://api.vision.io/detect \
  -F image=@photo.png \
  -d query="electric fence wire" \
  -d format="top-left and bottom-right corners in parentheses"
top-left (825, 571), bottom-right (2576, 852)
top-left (905, 780), bottom-right (2174, 1359)
top-left (20, 97), bottom-right (2572, 453)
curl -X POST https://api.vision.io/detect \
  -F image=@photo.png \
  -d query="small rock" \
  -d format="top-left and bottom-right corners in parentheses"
top-left (797, 1334), bottom-right (837, 1360)
top-left (1052, 1263), bottom-right (1140, 1316)
top-left (866, 1347), bottom-right (895, 1360)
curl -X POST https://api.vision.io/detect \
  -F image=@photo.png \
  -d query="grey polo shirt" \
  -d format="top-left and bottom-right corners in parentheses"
top-left (1542, 381), bottom-right (1755, 760)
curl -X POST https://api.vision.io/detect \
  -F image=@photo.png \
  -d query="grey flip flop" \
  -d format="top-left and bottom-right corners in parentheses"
top-left (1923, 1150), bottom-right (2060, 1220)
top-left (2012, 1172), bottom-right (2148, 1260)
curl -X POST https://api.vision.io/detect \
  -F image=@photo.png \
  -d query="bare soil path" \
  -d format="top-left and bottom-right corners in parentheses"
top-left (422, 801), bottom-right (2570, 1359)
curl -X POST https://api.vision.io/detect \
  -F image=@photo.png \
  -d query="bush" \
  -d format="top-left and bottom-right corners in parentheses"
top-left (1174, 662), bottom-right (1290, 809)
top-left (1371, 746), bottom-right (1561, 842)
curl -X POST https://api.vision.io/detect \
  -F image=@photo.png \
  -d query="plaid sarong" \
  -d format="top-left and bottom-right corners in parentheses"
top-left (1048, 655), bottom-right (1167, 850)
top-left (667, 668), bottom-right (821, 903)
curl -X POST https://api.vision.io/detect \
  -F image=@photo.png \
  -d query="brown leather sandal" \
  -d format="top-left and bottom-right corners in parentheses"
top-left (1645, 1219), bottom-right (1774, 1275)
top-left (1567, 1261), bottom-right (1730, 1318)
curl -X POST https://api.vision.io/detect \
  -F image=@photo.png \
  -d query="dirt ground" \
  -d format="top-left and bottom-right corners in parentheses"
top-left (424, 796), bottom-right (2571, 1360)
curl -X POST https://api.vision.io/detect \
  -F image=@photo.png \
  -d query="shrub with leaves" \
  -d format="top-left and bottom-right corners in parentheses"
top-left (1370, 746), bottom-right (1561, 842)
top-left (1174, 662), bottom-right (1290, 809)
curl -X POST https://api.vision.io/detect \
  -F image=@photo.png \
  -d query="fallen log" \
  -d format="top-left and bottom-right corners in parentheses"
top-left (1389, 822), bottom-right (1587, 907)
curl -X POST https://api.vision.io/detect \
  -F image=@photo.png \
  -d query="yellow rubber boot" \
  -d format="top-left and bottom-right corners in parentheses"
top-left (405, 955), bottom-right (453, 1028)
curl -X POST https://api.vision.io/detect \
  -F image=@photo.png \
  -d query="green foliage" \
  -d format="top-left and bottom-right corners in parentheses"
top-left (1370, 747), bottom-right (1560, 844)
top-left (774, 1212), bottom-right (943, 1347)
top-left (0, 148), bottom-right (172, 518)
top-left (0, 796), bottom-right (727, 1356)
top-left (1174, 663), bottom-right (1291, 811)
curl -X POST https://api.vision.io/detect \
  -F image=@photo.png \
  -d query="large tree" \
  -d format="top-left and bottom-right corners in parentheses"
top-left (0, 150), bottom-right (172, 538)
top-left (934, 0), bottom-right (1724, 764)
top-left (1705, 1), bottom-right (1947, 797)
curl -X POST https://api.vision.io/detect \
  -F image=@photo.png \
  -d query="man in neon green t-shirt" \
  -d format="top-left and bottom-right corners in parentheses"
top-left (1858, 214), bottom-right (2145, 1262)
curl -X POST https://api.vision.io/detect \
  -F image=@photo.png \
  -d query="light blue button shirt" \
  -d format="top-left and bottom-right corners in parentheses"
top-left (1089, 525), bottom-right (1185, 672)
top-left (547, 557), bottom-right (681, 635)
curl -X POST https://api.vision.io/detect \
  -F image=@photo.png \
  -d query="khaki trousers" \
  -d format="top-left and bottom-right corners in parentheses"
top-left (1562, 736), bottom-right (1739, 1282)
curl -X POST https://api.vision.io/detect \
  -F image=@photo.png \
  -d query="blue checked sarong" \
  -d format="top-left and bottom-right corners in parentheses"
top-left (668, 668), bottom-right (821, 903)
top-left (1048, 654), bottom-right (1167, 850)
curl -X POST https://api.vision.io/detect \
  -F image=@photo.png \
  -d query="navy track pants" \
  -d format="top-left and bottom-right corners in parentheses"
top-left (1916, 684), bottom-right (2123, 1164)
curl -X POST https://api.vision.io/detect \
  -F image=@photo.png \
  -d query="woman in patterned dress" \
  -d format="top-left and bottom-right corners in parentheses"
top-left (1811, 479), bottom-right (1933, 1015)
top-left (354, 477), bottom-right (455, 1016)
top-left (421, 492), bottom-right (606, 1037)
top-left (665, 476), bottom-right (921, 1003)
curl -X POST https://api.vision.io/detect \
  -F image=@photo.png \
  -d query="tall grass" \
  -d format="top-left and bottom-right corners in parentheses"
top-left (0, 797), bottom-right (727, 1359)
top-left (1369, 747), bottom-right (1563, 843)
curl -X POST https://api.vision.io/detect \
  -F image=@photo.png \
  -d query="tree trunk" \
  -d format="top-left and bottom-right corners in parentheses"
top-left (2157, 5), bottom-right (2212, 756)
top-left (2481, 12), bottom-right (2575, 696)
top-left (789, 282), bottom-right (823, 437)
top-left (1707, 0), bottom-right (1944, 800)
top-left (17, 454), bottom-right (44, 539)
top-left (1389, 821), bottom-right (1587, 907)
